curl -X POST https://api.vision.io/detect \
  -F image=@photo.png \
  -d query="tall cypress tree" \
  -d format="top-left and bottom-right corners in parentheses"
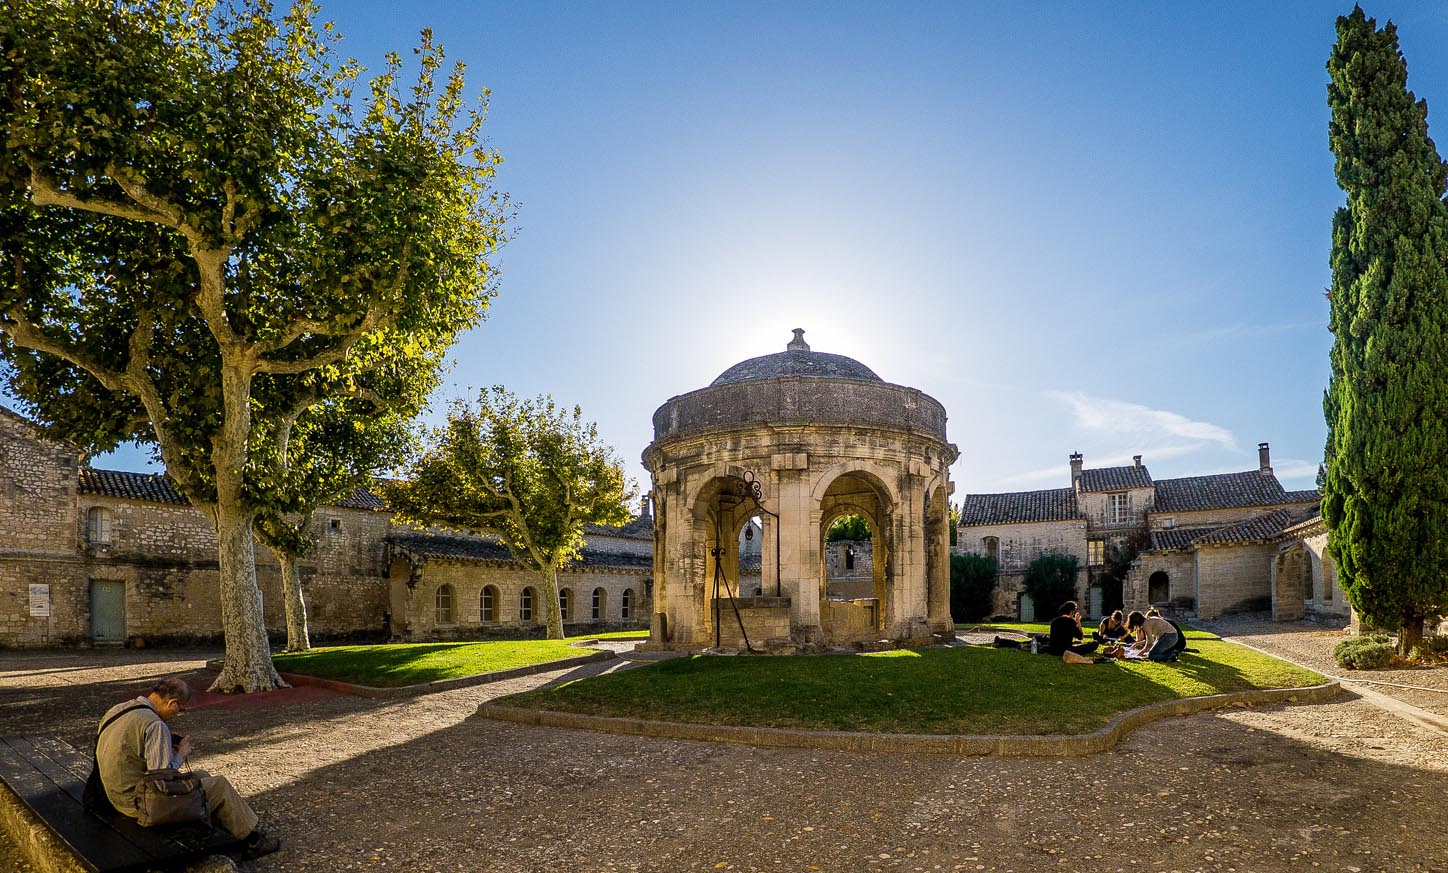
top-left (1323, 6), bottom-right (1448, 654)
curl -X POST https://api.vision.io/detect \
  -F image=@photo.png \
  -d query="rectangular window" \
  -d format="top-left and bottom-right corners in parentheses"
top-left (1087, 540), bottom-right (1105, 567)
top-left (1107, 493), bottom-right (1129, 524)
top-left (1160, 517), bottom-right (1175, 529)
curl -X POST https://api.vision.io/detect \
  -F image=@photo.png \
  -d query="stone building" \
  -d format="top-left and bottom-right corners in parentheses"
top-left (959, 444), bottom-right (1329, 620)
top-left (0, 406), bottom-right (651, 647)
top-left (641, 329), bottom-right (957, 651)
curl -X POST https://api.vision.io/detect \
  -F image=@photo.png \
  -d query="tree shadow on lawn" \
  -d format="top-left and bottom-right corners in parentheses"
top-left (237, 698), bottom-right (1448, 872)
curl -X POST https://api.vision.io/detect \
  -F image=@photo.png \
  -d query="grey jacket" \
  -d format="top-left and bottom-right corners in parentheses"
top-left (95, 697), bottom-right (182, 815)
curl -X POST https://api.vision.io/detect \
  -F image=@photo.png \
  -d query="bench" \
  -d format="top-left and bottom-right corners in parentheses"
top-left (0, 735), bottom-right (243, 873)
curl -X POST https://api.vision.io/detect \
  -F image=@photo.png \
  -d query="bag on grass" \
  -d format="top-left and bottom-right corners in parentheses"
top-left (135, 767), bottom-right (208, 827)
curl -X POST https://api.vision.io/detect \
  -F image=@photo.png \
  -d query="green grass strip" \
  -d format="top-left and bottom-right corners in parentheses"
top-left (499, 641), bottom-right (1322, 736)
top-left (272, 640), bottom-right (598, 688)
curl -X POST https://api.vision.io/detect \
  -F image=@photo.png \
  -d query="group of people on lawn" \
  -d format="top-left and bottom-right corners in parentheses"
top-left (999, 601), bottom-right (1184, 664)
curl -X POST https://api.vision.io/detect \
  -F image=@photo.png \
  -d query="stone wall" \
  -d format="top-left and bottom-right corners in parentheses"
top-left (1077, 486), bottom-right (1153, 531)
top-left (1195, 542), bottom-right (1277, 618)
top-left (956, 519), bottom-right (1087, 574)
top-left (393, 559), bottom-right (649, 641)
top-left (1123, 552), bottom-right (1196, 612)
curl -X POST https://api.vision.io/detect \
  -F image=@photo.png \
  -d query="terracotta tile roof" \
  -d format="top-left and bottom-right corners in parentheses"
top-left (1080, 465), bottom-right (1153, 492)
top-left (1148, 527), bottom-right (1221, 551)
top-left (1152, 470), bottom-right (1289, 512)
top-left (389, 531), bottom-right (514, 563)
top-left (334, 487), bottom-right (387, 510)
top-left (961, 488), bottom-right (1082, 525)
top-left (739, 554), bottom-right (762, 574)
top-left (584, 513), bottom-right (654, 541)
top-left (1283, 489), bottom-right (1321, 504)
top-left (79, 468), bottom-right (188, 505)
top-left (80, 468), bottom-right (388, 512)
top-left (387, 531), bottom-right (652, 570)
top-left (1192, 509), bottom-right (1295, 545)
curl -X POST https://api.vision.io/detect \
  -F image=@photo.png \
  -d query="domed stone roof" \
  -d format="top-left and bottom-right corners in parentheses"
top-left (710, 329), bottom-right (882, 387)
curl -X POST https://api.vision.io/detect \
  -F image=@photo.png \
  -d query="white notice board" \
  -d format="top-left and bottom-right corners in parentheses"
top-left (28, 583), bottom-right (50, 617)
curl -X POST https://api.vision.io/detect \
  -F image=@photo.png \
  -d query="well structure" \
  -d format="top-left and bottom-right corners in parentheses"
top-left (641, 329), bottom-right (958, 651)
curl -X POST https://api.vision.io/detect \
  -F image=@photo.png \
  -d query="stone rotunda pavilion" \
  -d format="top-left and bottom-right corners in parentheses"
top-left (640, 329), bottom-right (958, 651)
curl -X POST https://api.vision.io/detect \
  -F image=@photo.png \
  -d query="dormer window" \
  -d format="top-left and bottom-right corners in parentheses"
top-left (1107, 493), bottom-right (1129, 524)
top-left (86, 507), bottom-right (113, 545)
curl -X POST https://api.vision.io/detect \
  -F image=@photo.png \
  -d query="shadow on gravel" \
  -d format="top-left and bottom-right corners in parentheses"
top-left (236, 703), bottom-right (1448, 872)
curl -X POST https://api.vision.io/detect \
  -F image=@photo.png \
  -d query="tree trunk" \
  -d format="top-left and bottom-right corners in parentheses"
top-left (540, 564), bottom-right (564, 639)
top-left (1399, 612), bottom-right (1425, 658)
top-left (209, 500), bottom-right (287, 691)
top-left (278, 551), bottom-right (311, 652)
top-left (208, 362), bottom-right (286, 693)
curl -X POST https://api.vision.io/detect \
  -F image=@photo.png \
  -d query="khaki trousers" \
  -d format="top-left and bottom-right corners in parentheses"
top-left (195, 770), bottom-right (259, 838)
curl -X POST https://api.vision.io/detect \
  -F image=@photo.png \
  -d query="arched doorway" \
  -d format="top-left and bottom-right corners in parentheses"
top-left (690, 474), bottom-right (778, 648)
top-left (1148, 571), bottom-right (1170, 605)
top-left (818, 471), bottom-right (892, 639)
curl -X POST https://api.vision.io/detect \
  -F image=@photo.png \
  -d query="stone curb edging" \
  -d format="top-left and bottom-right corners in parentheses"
top-left (205, 649), bottom-right (615, 699)
top-left (475, 680), bottom-right (1341, 757)
top-left (0, 778), bottom-right (88, 873)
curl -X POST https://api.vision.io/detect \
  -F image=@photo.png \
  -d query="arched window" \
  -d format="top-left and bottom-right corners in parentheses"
top-left (592, 587), bottom-right (607, 620)
top-left (1148, 571), bottom-right (1170, 604)
top-left (435, 584), bottom-right (455, 625)
top-left (520, 586), bottom-right (536, 622)
top-left (480, 586), bottom-right (498, 623)
top-left (86, 507), bottom-right (113, 545)
top-left (621, 588), bottom-right (633, 620)
top-left (982, 536), bottom-right (999, 562)
top-left (559, 588), bottom-right (573, 622)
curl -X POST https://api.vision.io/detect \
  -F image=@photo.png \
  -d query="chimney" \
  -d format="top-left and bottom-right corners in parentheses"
top-left (1258, 442), bottom-right (1272, 474)
top-left (1070, 452), bottom-right (1083, 491)
top-left (639, 495), bottom-right (652, 517)
top-left (1132, 455), bottom-right (1142, 468)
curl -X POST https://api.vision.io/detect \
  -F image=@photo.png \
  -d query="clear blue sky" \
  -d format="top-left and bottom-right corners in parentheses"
top-left (73, 2), bottom-right (1448, 497)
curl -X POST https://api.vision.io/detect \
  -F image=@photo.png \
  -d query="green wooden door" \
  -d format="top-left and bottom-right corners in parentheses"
top-left (90, 581), bottom-right (126, 642)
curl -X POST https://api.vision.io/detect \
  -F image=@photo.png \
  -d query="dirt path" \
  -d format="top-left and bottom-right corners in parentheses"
top-left (2, 641), bottom-right (1446, 872)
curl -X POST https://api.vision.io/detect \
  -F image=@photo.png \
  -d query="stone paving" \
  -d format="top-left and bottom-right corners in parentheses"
top-left (2, 625), bottom-right (1447, 873)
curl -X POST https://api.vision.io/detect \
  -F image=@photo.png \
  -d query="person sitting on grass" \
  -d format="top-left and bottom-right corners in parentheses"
top-left (1094, 610), bottom-right (1134, 644)
top-left (1045, 600), bottom-right (1098, 658)
top-left (1124, 610), bottom-right (1181, 662)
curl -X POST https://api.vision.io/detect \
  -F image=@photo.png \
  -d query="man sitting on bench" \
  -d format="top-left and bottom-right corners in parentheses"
top-left (95, 678), bottom-right (281, 860)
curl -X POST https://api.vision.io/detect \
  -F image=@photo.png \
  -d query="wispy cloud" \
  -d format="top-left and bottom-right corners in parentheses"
top-left (996, 443), bottom-right (1207, 488)
top-left (1044, 390), bottom-right (1238, 450)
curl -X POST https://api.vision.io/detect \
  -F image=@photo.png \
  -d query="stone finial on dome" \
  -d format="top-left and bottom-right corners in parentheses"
top-left (787, 328), bottom-right (810, 351)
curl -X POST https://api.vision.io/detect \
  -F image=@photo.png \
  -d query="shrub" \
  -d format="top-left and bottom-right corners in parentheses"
top-left (1022, 551), bottom-right (1080, 616)
top-left (827, 514), bottom-right (871, 543)
top-left (1332, 633), bottom-right (1395, 670)
top-left (950, 553), bottom-right (996, 622)
top-left (1411, 634), bottom-right (1448, 664)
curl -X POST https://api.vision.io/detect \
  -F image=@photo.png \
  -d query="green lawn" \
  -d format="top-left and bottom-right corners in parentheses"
top-left (565, 630), bottom-right (649, 641)
top-left (272, 640), bottom-right (599, 687)
top-left (497, 640), bottom-right (1322, 736)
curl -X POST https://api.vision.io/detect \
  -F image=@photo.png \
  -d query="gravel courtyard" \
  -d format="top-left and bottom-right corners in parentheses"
top-left (2, 620), bottom-right (1446, 873)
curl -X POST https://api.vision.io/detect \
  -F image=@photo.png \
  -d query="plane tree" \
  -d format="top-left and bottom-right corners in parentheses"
top-left (0, 0), bottom-right (506, 689)
top-left (387, 388), bottom-right (634, 640)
